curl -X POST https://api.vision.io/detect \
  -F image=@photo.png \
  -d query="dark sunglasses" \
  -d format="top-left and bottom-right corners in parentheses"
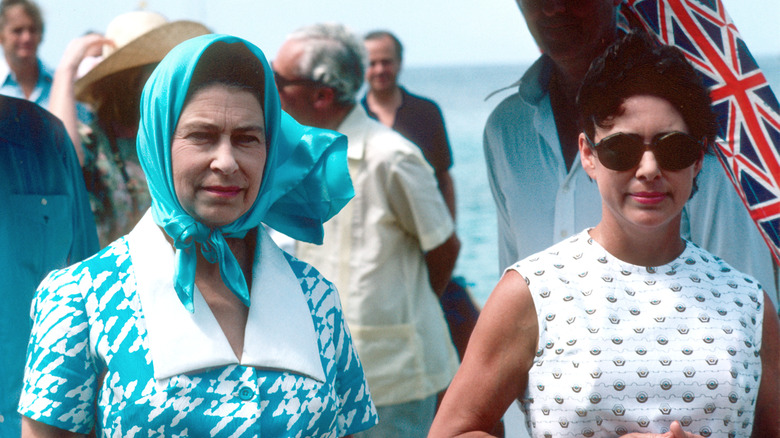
top-left (272, 71), bottom-right (323, 89)
top-left (585, 131), bottom-right (704, 171)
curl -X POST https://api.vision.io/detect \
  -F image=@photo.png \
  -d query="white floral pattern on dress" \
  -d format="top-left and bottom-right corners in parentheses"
top-left (19, 237), bottom-right (377, 437)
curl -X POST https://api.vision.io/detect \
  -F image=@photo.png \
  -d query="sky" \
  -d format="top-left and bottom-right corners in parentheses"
top-left (35, 0), bottom-right (780, 70)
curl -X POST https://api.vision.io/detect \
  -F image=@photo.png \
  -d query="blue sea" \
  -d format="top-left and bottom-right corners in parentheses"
top-left (402, 56), bottom-right (780, 306)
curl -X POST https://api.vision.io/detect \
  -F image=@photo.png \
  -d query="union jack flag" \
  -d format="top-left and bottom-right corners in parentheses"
top-left (620, 0), bottom-right (780, 262)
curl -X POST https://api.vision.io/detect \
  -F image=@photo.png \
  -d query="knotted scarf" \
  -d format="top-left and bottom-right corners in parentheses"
top-left (136, 34), bottom-right (353, 311)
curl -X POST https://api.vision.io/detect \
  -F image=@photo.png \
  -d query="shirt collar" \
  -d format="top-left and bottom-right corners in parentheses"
top-left (338, 104), bottom-right (369, 161)
top-left (0, 58), bottom-right (52, 84)
top-left (0, 58), bottom-right (11, 85)
top-left (129, 210), bottom-right (326, 381)
top-left (484, 55), bottom-right (553, 103)
top-left (518, 55), bottom-right (553, 103)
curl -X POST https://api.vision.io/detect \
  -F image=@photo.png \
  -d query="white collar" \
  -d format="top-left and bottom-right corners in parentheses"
top-left (338, 104), bottom-right (370, 161)
top-left (129, 211), bottom-right (325, 381)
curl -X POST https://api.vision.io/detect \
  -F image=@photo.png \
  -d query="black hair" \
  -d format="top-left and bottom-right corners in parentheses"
top-left (577, 30), bottom-right (718, 149)
top-left (364, 30), bottom-right (403, 61)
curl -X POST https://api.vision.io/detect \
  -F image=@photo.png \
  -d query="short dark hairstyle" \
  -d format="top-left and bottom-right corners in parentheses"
top-left (0, 0), bottom-right (43, 34)
top-left (577, 30), bottom-right (717, 149)
top-left (364, 30), bottom-right (403, 62)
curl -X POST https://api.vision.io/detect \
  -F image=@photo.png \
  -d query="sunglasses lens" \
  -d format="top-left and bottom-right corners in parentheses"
top-left (654, 133), bottom-right (702, 170)
top-left (595, 134), bottom-right (645, 171)
top-left (594, 132), bottom-right (702, 171)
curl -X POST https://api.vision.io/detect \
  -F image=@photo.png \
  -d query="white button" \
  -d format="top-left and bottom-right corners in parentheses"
top-left (41, 198), bottom-right (47, 206)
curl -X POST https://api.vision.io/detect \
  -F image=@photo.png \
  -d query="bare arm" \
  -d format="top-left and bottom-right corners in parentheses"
top-left (425, 232), bottom-right (460, 298)
top-left (436, 170), bottom-right (456, 220)
top-left (428, 270), bottom-right (538, 437)
top-left (49, 34), bottom-right (108, 166)
top-left (22, 417), bottom-right (86, 438)
top-left (753, 292), bottom-right (780, 437)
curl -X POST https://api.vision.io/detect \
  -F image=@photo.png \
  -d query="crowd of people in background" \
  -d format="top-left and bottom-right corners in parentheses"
top-left (1, 0), bottom-right (778, 436)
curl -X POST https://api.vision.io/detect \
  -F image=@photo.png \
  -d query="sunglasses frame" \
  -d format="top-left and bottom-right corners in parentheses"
top-left (584, 131), bottom-right (705, 171)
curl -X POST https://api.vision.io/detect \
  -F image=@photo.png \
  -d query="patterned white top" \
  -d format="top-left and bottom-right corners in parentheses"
top-left (18, 219), bottom-right (378, 437)
top-left (508, 230), bottom-right (764, 438)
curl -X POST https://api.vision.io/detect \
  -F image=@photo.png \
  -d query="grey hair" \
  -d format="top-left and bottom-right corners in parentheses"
top-left (287, 23), bottom-right (365, 105)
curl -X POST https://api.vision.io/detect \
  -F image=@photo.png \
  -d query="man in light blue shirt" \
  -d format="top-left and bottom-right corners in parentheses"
top-left (0, 94), bottom-right (99, 436)
top-left (0, 0), bottom-right (51, 107)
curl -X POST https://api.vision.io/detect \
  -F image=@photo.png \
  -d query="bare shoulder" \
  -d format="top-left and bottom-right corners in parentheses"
top-left (429, 269), bottom-right (539, 436)
top-left (465, 269), bottom-right (539, 375)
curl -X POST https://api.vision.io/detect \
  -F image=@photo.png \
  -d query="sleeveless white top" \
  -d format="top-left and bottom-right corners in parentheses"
top-left (509, 230), bottom-right (764, 437)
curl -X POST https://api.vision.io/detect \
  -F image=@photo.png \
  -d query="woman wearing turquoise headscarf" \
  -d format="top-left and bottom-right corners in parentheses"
top-left (19, 34), bottom-right (378, 437)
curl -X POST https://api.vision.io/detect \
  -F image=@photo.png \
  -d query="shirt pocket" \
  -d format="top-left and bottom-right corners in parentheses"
top-left (10, 194), bottom-right (73, 277)
top-left (348, 323), bottom-right (422, 395)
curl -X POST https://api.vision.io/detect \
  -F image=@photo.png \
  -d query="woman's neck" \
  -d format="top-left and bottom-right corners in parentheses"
top-left (196, 228), bottom-right (257, 286)
top-left (193, 228), bottom-right (257, 360)
top-left (589, 220), bottom-right (686, 267)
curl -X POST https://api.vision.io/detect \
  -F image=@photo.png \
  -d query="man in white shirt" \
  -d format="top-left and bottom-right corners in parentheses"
top-left (273, 23), bottom-right (460, 438)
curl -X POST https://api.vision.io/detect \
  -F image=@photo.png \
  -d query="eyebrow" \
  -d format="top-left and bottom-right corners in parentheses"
top-left (178, 120), bottom-right (265, 134)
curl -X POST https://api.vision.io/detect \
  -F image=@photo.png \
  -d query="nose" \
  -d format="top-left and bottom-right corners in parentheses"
top-left (635, 150), bottom-right (661, 181)
top-left (211, 137), bottom-right (239, 174)
top-left (20, 29), bottom-right (36, 42)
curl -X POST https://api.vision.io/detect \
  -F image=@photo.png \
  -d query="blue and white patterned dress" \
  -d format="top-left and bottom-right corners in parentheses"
top-left (509, 230), bottom-right (764, 438)
top-left (19, 215), bottom-right (378, 437)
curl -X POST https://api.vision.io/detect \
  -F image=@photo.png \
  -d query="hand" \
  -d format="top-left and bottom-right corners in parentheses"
top-left (621, 421), bottom-right (706, 438)
top-left (57, 33), bottom-right (111, 74)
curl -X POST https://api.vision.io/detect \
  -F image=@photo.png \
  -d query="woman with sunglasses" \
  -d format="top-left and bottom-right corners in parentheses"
top-left (429, 31), bottom-right (779, 438)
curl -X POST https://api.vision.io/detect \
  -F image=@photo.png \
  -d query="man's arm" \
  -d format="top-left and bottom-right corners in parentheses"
top-left (483, 122), bottom-right (519, 271)
top-left (436, 170), bottom-right (457, 220)
top-left (425, 232), bottom-right (460, 297)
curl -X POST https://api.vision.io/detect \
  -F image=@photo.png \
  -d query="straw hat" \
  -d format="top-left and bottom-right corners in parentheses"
top-left (74, 11), bottom-right (210, 105)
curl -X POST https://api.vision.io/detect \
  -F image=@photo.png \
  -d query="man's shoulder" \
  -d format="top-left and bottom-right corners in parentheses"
top-left (400, 87), bottom-right (442, 112)
top-left (342, 105), bottom-right (426, 163)
top-left (0, 94), bottom-right (63, 128)
top-left (0, 95), bottom-right (69, 150)
top-left (365, 118), bottom-right (422, 157)
top-left (485, 56), bottom-right (551, 121)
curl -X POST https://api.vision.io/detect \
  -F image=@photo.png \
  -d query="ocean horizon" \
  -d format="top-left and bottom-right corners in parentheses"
top-left (402, 56), bottom-right (780, 307)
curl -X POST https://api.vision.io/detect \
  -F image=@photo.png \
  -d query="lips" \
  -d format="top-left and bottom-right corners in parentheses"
top-left (204, 186), bottom-right (242, 197)
top-left (631, 191), bottom-right (667, 204)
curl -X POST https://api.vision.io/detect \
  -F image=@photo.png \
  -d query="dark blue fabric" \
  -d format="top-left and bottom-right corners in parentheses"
top-left (362, 87), bottom-right (453, 172)
top-left (0, 95), bottom-right (99, 437)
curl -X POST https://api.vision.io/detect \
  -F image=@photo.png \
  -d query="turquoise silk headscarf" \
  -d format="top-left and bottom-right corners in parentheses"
top-left (136, 34), bottom-right (353, 312)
